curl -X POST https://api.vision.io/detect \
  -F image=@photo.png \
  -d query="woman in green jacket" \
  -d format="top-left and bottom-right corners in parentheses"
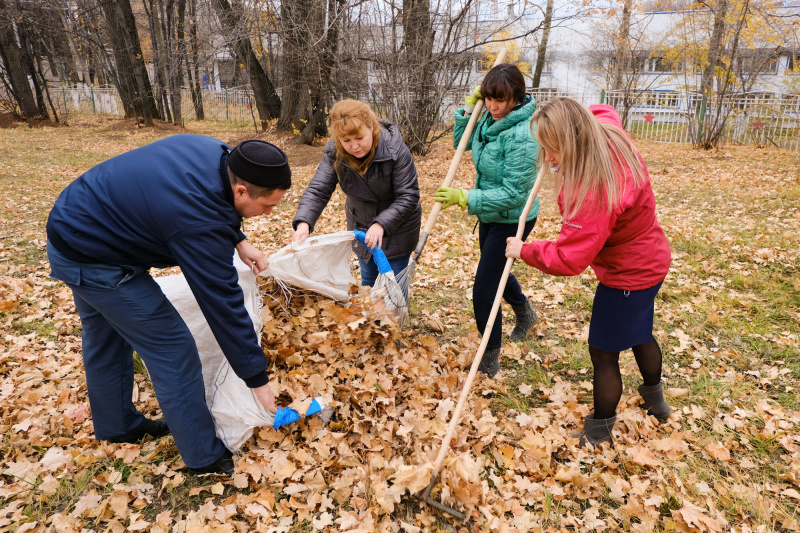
top-left (435, 63), bottom-right (540, 377)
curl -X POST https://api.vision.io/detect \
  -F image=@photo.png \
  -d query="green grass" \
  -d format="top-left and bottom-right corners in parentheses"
top-left (6, 243), bottom-right (47, 269)
top-left (25, 468), bottom-right (97, 520)
top-left (10, 318), bottom-right (58, 338)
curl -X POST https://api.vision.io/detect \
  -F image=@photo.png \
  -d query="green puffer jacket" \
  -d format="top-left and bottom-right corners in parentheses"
top-left (453, 94), bottom-right (539, 223)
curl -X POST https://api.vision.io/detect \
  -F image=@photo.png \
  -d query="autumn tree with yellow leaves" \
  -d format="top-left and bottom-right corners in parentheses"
top-left (658, 0), bottom-right (793, 147)
top-left (478, 30), bottom-right (532, 75)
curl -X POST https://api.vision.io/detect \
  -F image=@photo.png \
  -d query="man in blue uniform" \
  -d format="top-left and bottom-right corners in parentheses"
top-left (46, 135), bottom-right (290, 475)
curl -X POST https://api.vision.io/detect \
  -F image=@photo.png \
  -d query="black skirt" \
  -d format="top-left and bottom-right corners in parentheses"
top-left (588, 281), bottom-right (664, 352)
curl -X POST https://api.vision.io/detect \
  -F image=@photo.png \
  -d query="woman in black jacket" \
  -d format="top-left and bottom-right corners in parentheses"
top-left (292, 99), bottom-right (421, 289)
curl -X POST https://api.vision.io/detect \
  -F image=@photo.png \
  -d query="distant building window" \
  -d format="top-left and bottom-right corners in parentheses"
top-left (788, 54), bottom-right (797, 75)
top-left (651, 56), bottom-right (678, 72)
top-left (642, 91), bottom-right (680, 107)
top-left (631, 55), bottom-right (649, 72)
top-left (764, 57), bottom-right (779, 74)
top-left (610, 53), bottom-right (678, 74)
top-left (737, 55), bottom-right (779, 75)
top-left (743, 93), bottom-right (775, 104)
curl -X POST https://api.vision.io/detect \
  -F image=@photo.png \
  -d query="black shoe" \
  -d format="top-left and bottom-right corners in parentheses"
top-left (107, 418), bottom-right (171, 443)
top-left (188, 449), bottom-right (235, 476)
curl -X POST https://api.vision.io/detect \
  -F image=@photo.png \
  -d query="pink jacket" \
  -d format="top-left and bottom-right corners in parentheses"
top-left (520, 104), bottom-right (671, 290)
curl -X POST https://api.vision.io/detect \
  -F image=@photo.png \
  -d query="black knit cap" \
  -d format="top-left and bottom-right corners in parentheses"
top-left (227, 140), bottom-right (291, 187)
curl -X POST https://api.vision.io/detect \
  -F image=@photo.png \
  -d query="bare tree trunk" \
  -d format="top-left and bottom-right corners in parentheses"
top-left (212, 0), bottom-right (280, 128)
top-left (297, 0), bottom-right (344, 142)
top-left (57, 6), bottom-right (91, 84)
top-left (34, 53), bottom-right (60, 122)
top-left (402, 0), bottom-right (435, 154)
top-left (532, 0), bottom-right (553, 89)
top-left (144, 0), bottom-right (172, 121)
top-left (278, 0), bottom-right (315, 132)
top-left (698, 0), bottom-right (750, 149)
top-left (99, 0), bottom-right (160, 125)
top-left (164, 0), bottom-right (186, 126)
top-left (279, 0), bottom-right (337, 144)
top-left (16, 26), bottom-right (49, 117)
top-left (612, 0), bottom-right (632, 91)
top-left (0, 0), bottom-right (43, 120)
top-left (701, 0), bottom-right (729, 96)
top-left (74, 0), bottom-right (120, 88)
top-left (187, 0), bottom-right (204, 119)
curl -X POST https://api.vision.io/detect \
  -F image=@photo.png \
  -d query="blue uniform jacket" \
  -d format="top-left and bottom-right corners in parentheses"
top-left (46, 134), bottom-right (268, 387)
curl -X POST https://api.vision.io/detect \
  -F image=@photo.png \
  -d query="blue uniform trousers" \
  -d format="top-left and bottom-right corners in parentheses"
top-left (47, 243), bottom-right (227, 468)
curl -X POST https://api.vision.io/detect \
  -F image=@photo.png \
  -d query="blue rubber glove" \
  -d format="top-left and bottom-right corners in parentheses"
top-left (273, 399), bottom-right (323, 428)
top-left (464, 86), bottom-right (482, 113)
top-left (434, 187), bottom-right (468, 210)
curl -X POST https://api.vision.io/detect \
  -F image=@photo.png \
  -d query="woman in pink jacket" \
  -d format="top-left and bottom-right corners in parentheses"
top-left (506, 97), bottom-right (672, 448)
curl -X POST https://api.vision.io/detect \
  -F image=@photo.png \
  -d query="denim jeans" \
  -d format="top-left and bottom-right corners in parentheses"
top-left (358, 253), bottom-right (411, 300)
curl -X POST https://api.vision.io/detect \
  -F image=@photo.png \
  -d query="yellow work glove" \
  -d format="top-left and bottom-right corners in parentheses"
top-left (464, 86), bottom-right (482, 113)
top-left (434, 187), bottom-right (468, 210)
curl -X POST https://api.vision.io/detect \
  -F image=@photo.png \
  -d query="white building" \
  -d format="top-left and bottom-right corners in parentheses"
top-left (529, 4), bottom-right (800, 99)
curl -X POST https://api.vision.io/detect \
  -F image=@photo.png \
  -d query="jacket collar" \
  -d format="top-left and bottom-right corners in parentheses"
top-left (478, 94), bottom-right (535, 143)
top-left (219, 150), bottom-right (239, 216)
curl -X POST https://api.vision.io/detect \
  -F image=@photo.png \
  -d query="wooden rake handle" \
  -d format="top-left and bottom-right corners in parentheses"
top-left (426, 164), bottom-right (545, 485)
top-left (411, 47), bottom-right (508, 262)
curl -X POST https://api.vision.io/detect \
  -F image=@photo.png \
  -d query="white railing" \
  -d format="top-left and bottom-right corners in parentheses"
top-left (605, 90), bottom-right (800, 151)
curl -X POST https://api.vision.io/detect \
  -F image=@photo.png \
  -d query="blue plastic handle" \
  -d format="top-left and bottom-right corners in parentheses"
top-left (353, 230), bottom-right (392, 274)
top-left (273, 398), bottom-right (322, 428)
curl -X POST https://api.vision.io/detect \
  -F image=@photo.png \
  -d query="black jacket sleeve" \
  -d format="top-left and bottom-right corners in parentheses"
top-left (292, 148), bottom-right (339, 233)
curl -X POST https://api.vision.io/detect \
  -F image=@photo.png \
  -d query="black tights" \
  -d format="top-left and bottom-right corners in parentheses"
top-left (589, 337), bottom-right (663, 419)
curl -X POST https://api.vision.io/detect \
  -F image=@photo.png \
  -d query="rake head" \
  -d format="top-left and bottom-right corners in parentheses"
top-left (419, 475), bottom-right (467, 520)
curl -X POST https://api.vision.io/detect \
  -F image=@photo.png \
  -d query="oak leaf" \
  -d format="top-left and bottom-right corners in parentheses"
top-left (69, 492), bottom-right (102, 518)
top-left (704, 442), bottom-right (731, 461)
top-left (672, 501), bottom-right (722, 532)
top-left (40, 447), bottom-right (72, 472)
top-left (652, 430), bottom-right (690, 459)
top-left (626, 445), bottom-right (662, 467)
top-left (312, 511), bottom-right (334, 530)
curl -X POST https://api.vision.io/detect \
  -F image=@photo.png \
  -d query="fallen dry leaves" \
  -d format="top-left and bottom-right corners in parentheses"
top-left (1, 118), bottom-right (799, 532)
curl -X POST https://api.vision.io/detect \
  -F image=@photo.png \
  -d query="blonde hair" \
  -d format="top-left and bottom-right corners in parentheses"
top-left (329, 99), bottom-right (381, 177)
top-left (533, 97), bottom-right (646, 218)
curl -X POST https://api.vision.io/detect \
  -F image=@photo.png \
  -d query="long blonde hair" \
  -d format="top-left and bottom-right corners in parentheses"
top-left (533, 97), bottom-right (645, 218)
top-left (329, 99), bottom-right (381, 177)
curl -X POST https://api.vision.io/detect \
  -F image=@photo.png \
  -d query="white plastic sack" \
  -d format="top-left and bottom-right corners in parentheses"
top-left (261, 230), bottom-right (356, 302)
top-left (265, 230), bottom-right (407, 326)
top-left (156, 256), bottom-right (273, 451)
top-left (156, 256), bottom-right (333, 451)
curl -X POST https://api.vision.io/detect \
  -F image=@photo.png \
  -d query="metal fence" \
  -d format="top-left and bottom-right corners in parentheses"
top-left (603, 90), bottom-right (800, 151)
top-left (49, 86), bottom-right (260, 124)
top-left (44, 85), bottom-right (800, 151)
